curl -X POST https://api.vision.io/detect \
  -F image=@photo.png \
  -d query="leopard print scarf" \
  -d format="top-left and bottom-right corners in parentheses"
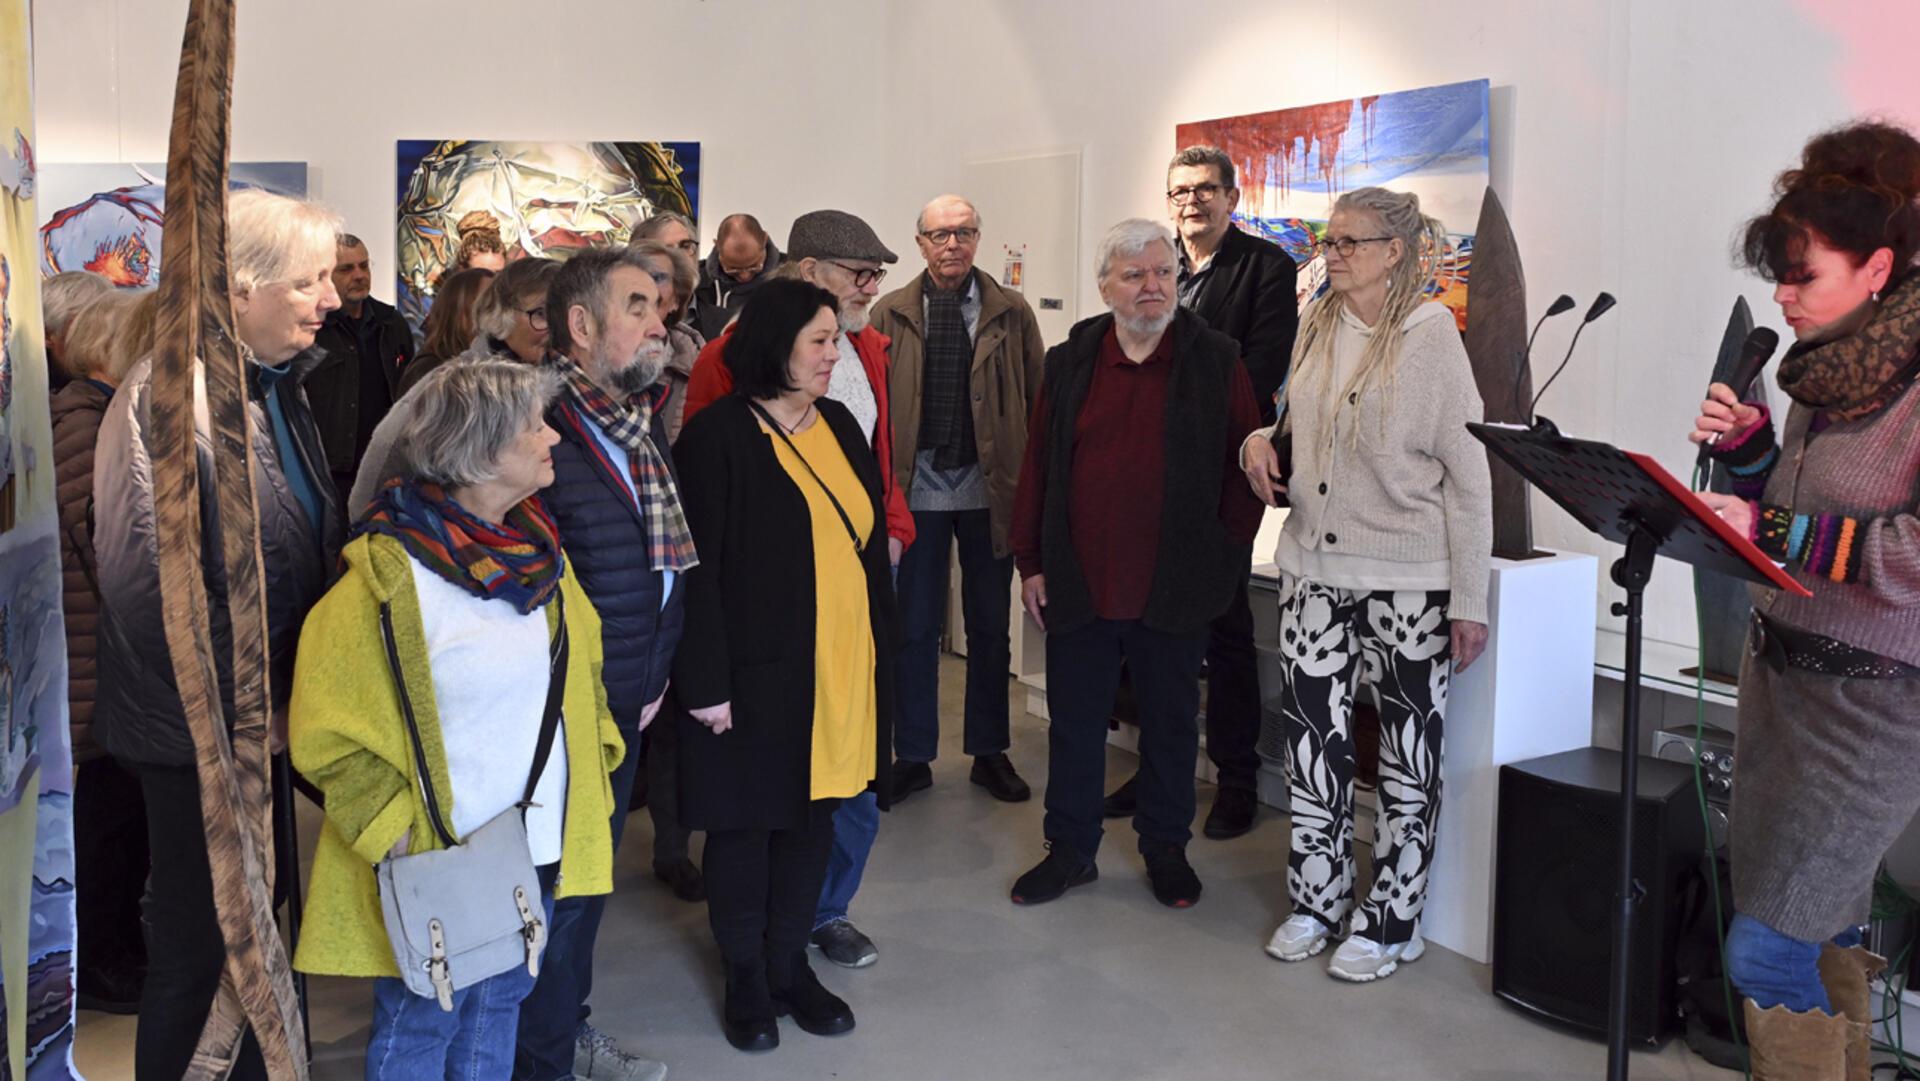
top-left (1776, 271), bottom-right (1920, 421)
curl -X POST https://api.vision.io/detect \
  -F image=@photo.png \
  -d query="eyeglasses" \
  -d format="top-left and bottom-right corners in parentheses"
top-left (919, 227), bottom-right (980, 247)
top-left (673, 239), bottom-right (699, 255)
top-left (1316, 235), bottom-right (1393, 258)
top-left (1166, 183), bottom-right (1226, 204)
top-left (520, 305), bottom-right (548, 330)
top-left (827, 261), bottom-right (888, 288)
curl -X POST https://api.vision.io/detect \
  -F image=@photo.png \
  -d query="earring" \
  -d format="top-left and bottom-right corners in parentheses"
top-left (1874, 289), bottom-right (1882, 303)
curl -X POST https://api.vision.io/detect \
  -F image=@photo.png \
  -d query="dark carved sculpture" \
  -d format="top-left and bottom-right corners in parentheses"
top-left (1691, 297), bottom-right (1771, 685)
top-left (1462, 185), bottom-right (1535, 559)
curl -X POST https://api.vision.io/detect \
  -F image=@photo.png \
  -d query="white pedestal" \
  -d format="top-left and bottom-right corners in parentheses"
top-left (1422, 549), bottom-right (1598, 964)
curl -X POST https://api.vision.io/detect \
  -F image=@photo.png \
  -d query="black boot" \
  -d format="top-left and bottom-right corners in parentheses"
top-left (722, 961), bottom-right (779, 1052)
top-left (769, 952), bottom-right (855, 1037)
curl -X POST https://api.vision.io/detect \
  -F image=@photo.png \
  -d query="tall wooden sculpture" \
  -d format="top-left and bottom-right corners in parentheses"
top-left (151, 0), bottom-right (308, 1074)
top-left (1691, 298), bottom-right (1769, 685)
top-left (1462, 186), bottom-right (1535, 560)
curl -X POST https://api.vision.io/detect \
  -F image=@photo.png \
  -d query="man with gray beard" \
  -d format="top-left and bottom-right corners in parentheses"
top-left (516, 247), bottom-right (686, 1081)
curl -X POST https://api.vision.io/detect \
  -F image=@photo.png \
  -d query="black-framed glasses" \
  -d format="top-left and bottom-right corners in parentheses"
top-left (1316, 235), bottom-right (1393, 258)
top-left (920, 227), bottom-right (980, 247)
top-left (1166, 183), bottom-right (1226, 204)
top-left (827, 261), bottom-right (888, 288)
top-left (520, 304), bottom-right (548, 330)
top-left (672, 238), bottom-right (699, 255)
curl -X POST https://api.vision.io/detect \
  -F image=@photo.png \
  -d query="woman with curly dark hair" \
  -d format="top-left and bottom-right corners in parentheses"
top-left (1694, 119), bottom-right (1920, 1076)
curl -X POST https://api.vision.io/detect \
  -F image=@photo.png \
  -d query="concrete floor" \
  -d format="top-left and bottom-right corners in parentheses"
top-left (75, 657), bottom-right (1738, 1081)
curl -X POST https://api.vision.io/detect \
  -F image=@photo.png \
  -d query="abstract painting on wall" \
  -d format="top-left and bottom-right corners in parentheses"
top-left (1176, 78), bottom-right (1490, 328)
top-left (395, 140), bottom-right (700, 333)
top-left (1, 0), bottom-right (79, 1076)
top-left (36, 161), bottom-right (308, 289)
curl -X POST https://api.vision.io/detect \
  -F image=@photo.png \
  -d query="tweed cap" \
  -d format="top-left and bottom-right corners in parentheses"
top-left (787, 209), bottom-right (898, 264)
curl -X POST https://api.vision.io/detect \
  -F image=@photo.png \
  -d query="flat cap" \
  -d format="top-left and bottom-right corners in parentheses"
top-left (787, 209), bottom-right (897, 264)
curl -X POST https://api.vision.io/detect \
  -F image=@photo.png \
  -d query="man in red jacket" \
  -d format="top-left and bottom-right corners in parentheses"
top-left (679, 208), bottom-right (910, 973)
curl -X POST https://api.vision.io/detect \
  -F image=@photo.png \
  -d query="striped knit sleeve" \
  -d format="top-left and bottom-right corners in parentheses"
top-left (1706, 404), bottom-right (1778, 501)
top-left (1751, 502), bottom-right (1864, 583)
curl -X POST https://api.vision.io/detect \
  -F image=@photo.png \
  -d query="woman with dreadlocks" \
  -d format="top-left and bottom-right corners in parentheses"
top-left (1239, 186), bottom-right (1491, 983)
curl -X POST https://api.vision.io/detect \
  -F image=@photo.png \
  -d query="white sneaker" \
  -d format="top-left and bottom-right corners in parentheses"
top-left (1326, 932), bottom-right (1425, 982)
top-left (1265, 914), bottom-right (1333, 961)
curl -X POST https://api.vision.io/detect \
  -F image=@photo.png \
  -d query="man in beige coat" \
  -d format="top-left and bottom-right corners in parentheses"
top-left (873, 194), bottom-right (1046, 805)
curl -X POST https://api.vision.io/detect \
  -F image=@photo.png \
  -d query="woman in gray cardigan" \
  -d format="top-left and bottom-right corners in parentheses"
top-left (1693, 120), bottom-right (1920, 1075)
top-left (1240, 187), bottom-right (1491, 983)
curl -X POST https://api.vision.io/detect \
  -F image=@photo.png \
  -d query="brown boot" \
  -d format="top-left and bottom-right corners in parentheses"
top-left (1744, 999), bottom-right (1854, 1080)
top-left (1817, 944), bottom-right (1887, 1081)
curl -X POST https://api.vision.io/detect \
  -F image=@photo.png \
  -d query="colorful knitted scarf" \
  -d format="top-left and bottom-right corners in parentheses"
top-left (546, 354), bottom-right (700, 573)
top-left (356, 480), bottom-right (565, 614)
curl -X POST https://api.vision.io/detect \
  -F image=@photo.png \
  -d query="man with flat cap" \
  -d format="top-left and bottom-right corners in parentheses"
top-left (681, 208), bottom-right (912, 971)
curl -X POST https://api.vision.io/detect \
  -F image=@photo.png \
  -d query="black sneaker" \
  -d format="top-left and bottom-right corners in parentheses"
top-left (809, 919), bottom-right (878, 968)
top-left (969, 753), bottom-right (1032, 802)
top-left (1010, 843), bottom-right (1098, 905)
top-left (1142, 844), bottom-right (1202, 908)
top-left (1102, 775), bottom-right (1139, 819)
top-left (653, 857), bottom-right (707, 903)
top-left (1202, 786), bottom-right (1258, 840)
top-left (890, 759), bottom-right (933, 803)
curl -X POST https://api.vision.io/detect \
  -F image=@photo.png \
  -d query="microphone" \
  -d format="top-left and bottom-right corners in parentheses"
top-left (1528, 292), bottom-right (1616, 420)
top-left (1511, 294), bottom-right (1577, 416)
top-left (1695, 326), bottom-right (1781, 468)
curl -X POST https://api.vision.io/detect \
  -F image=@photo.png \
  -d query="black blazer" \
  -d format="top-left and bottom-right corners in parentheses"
top-left (1182, 225), bottom-right (1299, 425)
top-left (670, 395), bottom-right (898, 832)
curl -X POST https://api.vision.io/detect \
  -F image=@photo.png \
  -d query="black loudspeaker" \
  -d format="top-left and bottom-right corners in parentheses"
top-left (1492, 747), bottom-right (1707, 1044)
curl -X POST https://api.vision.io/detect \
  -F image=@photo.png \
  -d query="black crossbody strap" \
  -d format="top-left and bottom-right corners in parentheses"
top-left (748, 400), bottom-right (866, 554)
top-left (520, 593), bottom-right (569, 807)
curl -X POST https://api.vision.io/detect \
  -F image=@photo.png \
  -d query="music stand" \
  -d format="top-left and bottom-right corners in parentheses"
top-left (1467, 418), bottom-right (1808, 1081)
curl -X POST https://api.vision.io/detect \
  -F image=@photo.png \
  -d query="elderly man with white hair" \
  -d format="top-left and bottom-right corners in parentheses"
top-left (1006, 218), bottom-right (1265, 910)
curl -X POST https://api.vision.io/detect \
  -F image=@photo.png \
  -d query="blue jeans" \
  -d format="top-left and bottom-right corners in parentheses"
top-left (514, 734), bottom-right (642, 1079)
top-left (894, 508), bottom-right (1014, 763)
top-left (814, 790), bottom-right (879, 929)
top-left (368, 878), bottom-right (555, 1080)
top-left (1726, 912), bottom-right (1865, 1013)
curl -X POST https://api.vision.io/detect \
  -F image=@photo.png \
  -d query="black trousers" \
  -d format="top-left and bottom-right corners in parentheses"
top-left (645, 710), bottom-right (690, 864)
top-left (1204, 569), bottom-right (1263, 793)
top-left (703, 799), bottom-right (840, 969)
top-left (74, 755), bottom-right (150, 986)
top-left (132, 762), bottom-right (271, 1081)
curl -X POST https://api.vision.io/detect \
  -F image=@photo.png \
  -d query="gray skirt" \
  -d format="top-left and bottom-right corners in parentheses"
top-left (1729, 647), bottom-right (1920, 942)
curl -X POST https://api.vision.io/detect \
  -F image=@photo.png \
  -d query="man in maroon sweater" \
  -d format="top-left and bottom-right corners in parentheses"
top-left (1007, 218), bottom-right (1264, 909)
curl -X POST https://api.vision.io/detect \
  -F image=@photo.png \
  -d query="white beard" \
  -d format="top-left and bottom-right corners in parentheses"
top-left (838, 303), bottom-right (871, 334)
top-left (1118, 309), bottom-right (1175, 338)
top-left (605, 339), bottom-right (671, 398)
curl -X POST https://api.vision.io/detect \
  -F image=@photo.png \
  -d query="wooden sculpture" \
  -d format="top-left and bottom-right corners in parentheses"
top-left (1462, 186), bottom-right (1535, 560)
top-left (150, 0), bottom-right (307, 1074)
top-left (1690, 297), bottom-right (1769, 686)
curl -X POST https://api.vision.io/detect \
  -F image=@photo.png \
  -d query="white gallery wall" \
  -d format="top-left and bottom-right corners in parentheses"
top-left (30, 0), bottom-right (1920, 651)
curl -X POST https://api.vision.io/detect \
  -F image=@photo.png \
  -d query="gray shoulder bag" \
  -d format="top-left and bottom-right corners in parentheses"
top-left (372, 593), bottom-right (568, 1010)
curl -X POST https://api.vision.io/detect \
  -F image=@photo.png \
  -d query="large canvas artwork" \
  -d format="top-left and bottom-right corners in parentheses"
top-left (0, 0), bottom-right (79, 1077)
top-left (395, 140), bottom-right (700, 334)
top-left (1176, 79), bottom-right (1491, 328)
top-left (36, 162), bottom-right (307, 290)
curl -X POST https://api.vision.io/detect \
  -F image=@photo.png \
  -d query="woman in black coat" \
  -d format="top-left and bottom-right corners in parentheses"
top-left (671, 279), bottom-right (896, 1053)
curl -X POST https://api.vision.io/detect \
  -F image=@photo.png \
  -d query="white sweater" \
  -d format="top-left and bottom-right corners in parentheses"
top-left (1250, 301), bottom-right (1493, 623)
top-left (411, 556), bottom-right (569, 865)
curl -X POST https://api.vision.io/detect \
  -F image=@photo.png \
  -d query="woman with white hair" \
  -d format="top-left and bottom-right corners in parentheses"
top-left (290, 357), bottom-right (623, 1079)
top-left (91, 187), bottom-right (347, 1079)
top-left (1242, 186), bottom-right (1491, 982)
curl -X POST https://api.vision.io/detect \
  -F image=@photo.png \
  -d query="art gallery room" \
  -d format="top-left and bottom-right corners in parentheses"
top-left (5, 0), bottom-right (1920, 1078)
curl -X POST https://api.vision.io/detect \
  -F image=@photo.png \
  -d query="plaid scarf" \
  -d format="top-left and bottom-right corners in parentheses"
top-left (919, 273), bottom-right (978, 470)
top-left (356, 480), bottom-right (565, 615)
top-left (547, 355), bottom-right (700, 573)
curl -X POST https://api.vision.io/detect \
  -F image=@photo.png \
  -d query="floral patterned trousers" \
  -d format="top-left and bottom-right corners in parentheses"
top-left (1277, 577), bottom-right (1452, 946)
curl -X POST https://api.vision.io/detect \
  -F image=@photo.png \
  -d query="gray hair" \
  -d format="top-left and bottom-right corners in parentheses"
top-left (338, 233), bottom-right (366, 250)
top-left (634, 211), bottom-right (696, 243)
top-left (41, 271), bottom-right (112, 340)
top-left (1169, 145), bottom-right (1237, 191)
top-left (396, 356), bottom-right (564, 489)
top-left (627, 238), bottom-right (697, 313)
top-left (226, 188), bottom-right (343, 296)
top-left (474, 257), bottom-right (562, 341)
top-left (1095, 218), bottom-right (1178, 280)
top-left (547, 246), bottom-right (662, 356)
top-left (914, 195), bottom-right (982, 235)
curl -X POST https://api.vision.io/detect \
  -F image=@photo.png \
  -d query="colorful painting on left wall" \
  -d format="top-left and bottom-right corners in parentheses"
top-left (1, 1), bottom-right (79, 1078)
top-left (36, 161), bottom-right (308, 289)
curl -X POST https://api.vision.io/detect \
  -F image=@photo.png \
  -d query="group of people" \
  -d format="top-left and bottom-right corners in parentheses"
top-left (42, 117), bottom-right (1918, 1081)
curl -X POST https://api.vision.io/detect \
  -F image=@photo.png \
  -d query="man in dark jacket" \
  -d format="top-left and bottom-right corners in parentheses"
top-left (515, 247), bottom-right (687, 1081)
top-left (305, 233), bottom-right (415, 508)
top-left (693, 212), bottom-right (782, 339)
top-left (1106, 145), bottom-right (1300, 841)
top-left (1008, 219), bottom-right (1264, 911)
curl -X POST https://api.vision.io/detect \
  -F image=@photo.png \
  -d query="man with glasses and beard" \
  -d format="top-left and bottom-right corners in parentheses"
top-left (1104, 145), bottom-right (1299, 843)
top-left (515, 247), bottom-right (689, 1081)
top-left (681, 209), bottom-right (913, 973)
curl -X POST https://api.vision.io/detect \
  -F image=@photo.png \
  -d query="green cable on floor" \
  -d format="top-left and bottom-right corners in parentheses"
top-left (1871, 867), bottom-right (1918, 1075)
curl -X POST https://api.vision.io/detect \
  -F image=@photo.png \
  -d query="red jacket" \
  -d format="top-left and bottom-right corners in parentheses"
top-left (682, 324), bottom-right (916, 552)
